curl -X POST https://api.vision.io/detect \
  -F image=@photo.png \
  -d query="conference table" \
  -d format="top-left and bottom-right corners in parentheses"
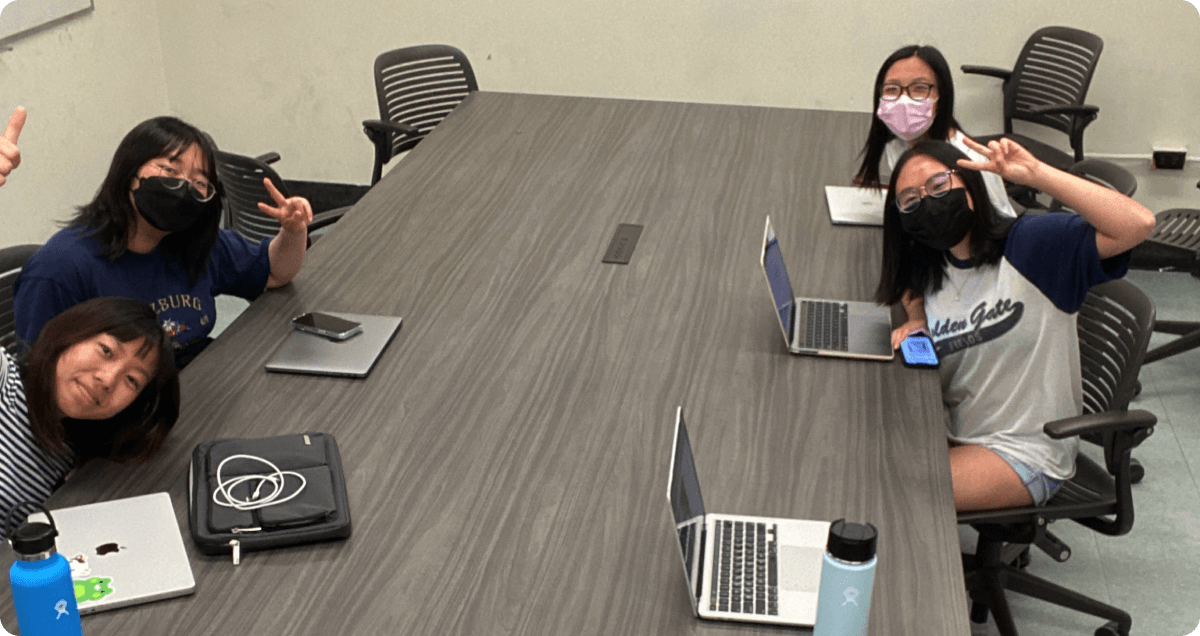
top-left (2, 92), bottom-right (967, 635)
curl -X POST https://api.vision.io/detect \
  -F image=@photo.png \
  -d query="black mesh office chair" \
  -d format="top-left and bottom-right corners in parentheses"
top-left (0, 244), bottom-right (40, 355)
top-left (958, 279), bottom-right (1156, 636)
top-left (1129, 200), bottom-right (1200, 366)
top-left (963, 26), bottom-right (1104, 173)
top-left (215, 150), bottom-right (355, 245)
top-left (1046, 159), bottom-right (1137, 212)
top-left (363, 44), bottom-right (478, 185)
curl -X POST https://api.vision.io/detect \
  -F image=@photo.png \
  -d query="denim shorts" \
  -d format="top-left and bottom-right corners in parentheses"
top-left (991, 448), bottom-right (1064, 506)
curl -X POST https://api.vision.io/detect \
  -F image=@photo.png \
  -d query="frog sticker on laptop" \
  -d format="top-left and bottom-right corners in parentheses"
top-left (74, 576), bottom-right (115, 603)
top-left (68, 553), bottom-right (115, 603)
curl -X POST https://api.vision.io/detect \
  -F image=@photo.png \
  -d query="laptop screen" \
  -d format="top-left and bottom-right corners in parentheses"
top-left (667, 406), bottom-right (707, 608)
top-left (762, 220), bottom-right (795, 340)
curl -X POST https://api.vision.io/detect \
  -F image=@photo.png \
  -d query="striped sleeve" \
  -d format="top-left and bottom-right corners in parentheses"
top-left (0, 350), bottom-right (75, 539)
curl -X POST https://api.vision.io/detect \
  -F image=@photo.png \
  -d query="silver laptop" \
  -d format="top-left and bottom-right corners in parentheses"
top-left (825, 185), bottom-right (886, 226)
top-left (666, 406), bottom-right (830, 626)
top-left (759, 217), bottom-right (893, 360)
top-left (28, 493), bottom-right (194, 615)
top-left (265, 313), bottom-right (402, 377)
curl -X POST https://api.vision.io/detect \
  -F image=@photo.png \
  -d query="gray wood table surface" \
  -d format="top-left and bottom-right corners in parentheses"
top-left (2, 92), bottom-right (966, 635)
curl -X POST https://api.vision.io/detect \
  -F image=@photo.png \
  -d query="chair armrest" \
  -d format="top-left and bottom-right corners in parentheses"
top-left (253, 152), bottom-right (281, 165)
top-left (1026, 103), bottom-right (1100, 119)
top-left (960, 65), bottom-right (1011, 81)
top-left (1043, 409), bottom-right (1157, 440)
top-left (308, 207), bottom-right (348, 233)
top-left (362, 119), bottom-right (420, 142)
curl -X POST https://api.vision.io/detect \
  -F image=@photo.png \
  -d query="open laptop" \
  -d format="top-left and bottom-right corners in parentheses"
top-left (759, 217), bottom-right (893, 360)
top-left (824, 185), bottom-right (886, 226)
top-left (666, 406), bottom-right (830, 626)
top-left (29, 493), bottom-right (194, 615)
top-left (265, 313), bottom-right (402, 378)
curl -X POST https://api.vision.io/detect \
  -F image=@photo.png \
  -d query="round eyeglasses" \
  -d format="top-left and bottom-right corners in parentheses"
top-left (896, 170), bottom-right (955, 213)
top-left (147, 163), bottom-right (215, 202)
top-left (157, 177), bottom-right (216, 202)
top-left (880, 82), bottom-right (936, 102)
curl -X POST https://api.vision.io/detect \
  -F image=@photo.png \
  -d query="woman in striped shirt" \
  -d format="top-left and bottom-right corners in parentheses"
top-left (2, 297), bottom-right (180, 537)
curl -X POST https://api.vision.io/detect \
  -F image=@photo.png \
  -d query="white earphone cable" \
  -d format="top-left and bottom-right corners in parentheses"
top-left (212, 454), bottom-right (307, 511)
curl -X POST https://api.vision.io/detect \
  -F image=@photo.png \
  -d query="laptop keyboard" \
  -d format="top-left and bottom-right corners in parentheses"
top-left (798, 300), bottom-right (849, 351)
top-left (710, 520), bottom-right (779, 616)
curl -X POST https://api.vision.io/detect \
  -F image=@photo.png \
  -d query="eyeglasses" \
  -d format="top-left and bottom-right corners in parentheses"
top-left (147, 162), bottom-right (215, 202)
top-left (880, 82), bottom-right (937, 102)
top-left (896, 170), bottom-right (955, 213)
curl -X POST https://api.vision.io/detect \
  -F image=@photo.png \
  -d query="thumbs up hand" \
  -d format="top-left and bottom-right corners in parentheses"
top-left (0, 106), bottom-right (26, 187)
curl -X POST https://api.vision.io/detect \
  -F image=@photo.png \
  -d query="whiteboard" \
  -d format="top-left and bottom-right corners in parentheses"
top-left (0, 0), bottom-right (93, 45)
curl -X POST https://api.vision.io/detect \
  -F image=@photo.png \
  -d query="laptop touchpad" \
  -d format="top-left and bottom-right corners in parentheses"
top-left (777, 546), bottom-right (824, 593)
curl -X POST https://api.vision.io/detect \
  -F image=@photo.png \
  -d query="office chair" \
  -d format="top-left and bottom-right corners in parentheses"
top-left (0, 244), bottom-right (40, 355)
top-left (364, 44), bottom-right (478, 185)
top-left (963, 26), bottom-right (1104, 210)
top-left (215, 150), bottom-right (356, 245)
top-left (963, 26), bottom-right (1104, 172)
top-left (958, 278), bottom-right (1156, 636)
top-left (1128, 202), bottom-right (1200, 367)
top-left (1046, 159), bottom-right (1137, 212)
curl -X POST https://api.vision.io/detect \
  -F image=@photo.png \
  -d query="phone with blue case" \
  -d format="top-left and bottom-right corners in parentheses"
top-left (899, 333), bottom-right (938, 368)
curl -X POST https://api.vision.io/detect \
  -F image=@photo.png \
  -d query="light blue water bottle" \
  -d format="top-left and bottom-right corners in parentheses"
top-left (7, 503), bottom-right (84, 636)
top-left (813, 519), bottom-right (878, 636)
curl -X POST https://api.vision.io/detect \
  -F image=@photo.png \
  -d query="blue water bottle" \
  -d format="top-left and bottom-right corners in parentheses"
top-left (6, 503), bottom-right (84, 636)
top-left (813, 519), bottom-right (878, 636)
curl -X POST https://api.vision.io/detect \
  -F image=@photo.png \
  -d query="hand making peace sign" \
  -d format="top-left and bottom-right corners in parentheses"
top-left (0, 107), bottom-right (26, 187)
top-left (956, 136), bottom-right (1045, 188)
top-left (257, 177), bottom-right (313, 235)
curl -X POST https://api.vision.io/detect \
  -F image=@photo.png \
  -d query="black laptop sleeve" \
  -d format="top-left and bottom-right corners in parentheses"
top-left (188, 432), bottom-right (352, 563)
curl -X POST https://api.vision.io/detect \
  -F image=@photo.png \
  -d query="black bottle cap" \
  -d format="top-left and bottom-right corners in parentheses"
top-left (10, 520), bottom-right (57, 556)
top-left (826, 518), bottom-right (878, 563)
top-left (7, 504), bottom-right (59, 557)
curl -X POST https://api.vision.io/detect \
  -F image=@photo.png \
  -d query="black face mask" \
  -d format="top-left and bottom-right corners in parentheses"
top-left (900, 188), bottom-right (974, 251)
top-left (132, 176), bottom-right (217, 233)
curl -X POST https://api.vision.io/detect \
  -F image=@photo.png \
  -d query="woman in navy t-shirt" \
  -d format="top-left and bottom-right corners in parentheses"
top-left (15, 116), bottom-right (313, 367)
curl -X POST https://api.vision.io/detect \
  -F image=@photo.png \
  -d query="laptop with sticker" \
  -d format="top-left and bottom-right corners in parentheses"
top-left (29, 492), bottom-right (194, 615)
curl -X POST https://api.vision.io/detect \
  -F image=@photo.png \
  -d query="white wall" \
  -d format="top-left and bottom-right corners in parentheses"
top-left (0, 0), bottom-right (169, 247)
top-left (3, 0), bottom-right (1199, 249)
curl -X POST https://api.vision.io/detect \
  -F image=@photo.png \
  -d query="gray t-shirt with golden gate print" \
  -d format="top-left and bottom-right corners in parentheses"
top-left (924, 214), bottom-right (1127, 480)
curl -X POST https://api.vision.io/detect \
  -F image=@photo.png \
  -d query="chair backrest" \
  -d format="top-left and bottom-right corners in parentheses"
top-left (373, 44), bottom-right (477, 163)
top-left (1077, 279), bottom-right (1155, 416)
top-left (214, 150), bottom-right (290, 244)
top-left (0, 244), bottom-right (41, 355)
top-left (1004, 26), bottom-right (1103, 139)
top-left (1048, 159), bottom-right (1137, 212)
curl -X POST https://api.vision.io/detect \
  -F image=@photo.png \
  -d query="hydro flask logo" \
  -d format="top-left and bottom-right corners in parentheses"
top-left (842, 586), bottom-right (859, 606)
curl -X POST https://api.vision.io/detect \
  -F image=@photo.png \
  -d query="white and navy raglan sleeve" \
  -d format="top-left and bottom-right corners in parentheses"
top-left (1004, 214), bottom-right (1130, 314)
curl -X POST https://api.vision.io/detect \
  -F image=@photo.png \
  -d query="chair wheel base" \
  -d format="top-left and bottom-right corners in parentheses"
top-left (1095, 620), bottom-right (1127, 636)
top-left (1129, 459), bottom-right (1145, 484)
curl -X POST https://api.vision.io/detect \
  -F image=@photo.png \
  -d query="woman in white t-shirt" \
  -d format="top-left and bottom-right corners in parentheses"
top-left (855, 45), bottom-right (1015, 217)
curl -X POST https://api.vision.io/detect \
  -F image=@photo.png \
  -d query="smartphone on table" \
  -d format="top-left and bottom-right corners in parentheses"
top-left (291, 312), bottom-right (363, 341)
top-left (899, 332), bottom-right (939, 368)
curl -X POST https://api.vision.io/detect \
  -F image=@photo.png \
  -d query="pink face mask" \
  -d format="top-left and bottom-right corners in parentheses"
top-left (876, 95), bottom-right (936, 142)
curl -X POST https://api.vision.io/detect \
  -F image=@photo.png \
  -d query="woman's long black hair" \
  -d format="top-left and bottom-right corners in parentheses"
top-left (854, 45), bottom-right (962, 190)
top-left (874, 141), bottom-right (1014, 306)
top-left (70, 116), bottom-right (223, 283)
